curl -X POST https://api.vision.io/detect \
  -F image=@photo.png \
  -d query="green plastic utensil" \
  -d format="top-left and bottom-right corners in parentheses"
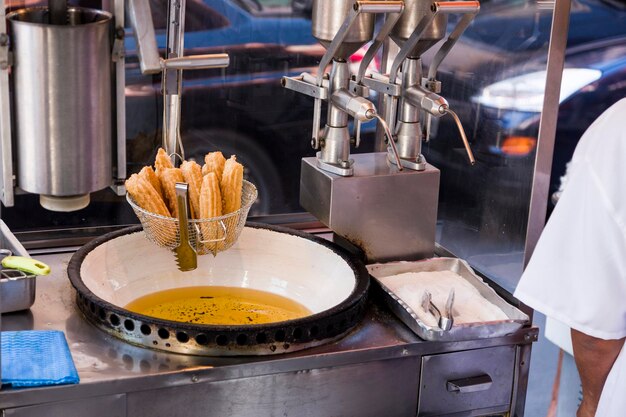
top-left (1, 256), bottom-right (51, 276)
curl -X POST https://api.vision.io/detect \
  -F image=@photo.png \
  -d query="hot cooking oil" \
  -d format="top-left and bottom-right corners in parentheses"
top-left (125, 286), bottom-right (312, 325)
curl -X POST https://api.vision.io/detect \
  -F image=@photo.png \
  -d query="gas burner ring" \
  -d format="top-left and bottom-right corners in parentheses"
top-left (69, 224), bottom-right (369, 356)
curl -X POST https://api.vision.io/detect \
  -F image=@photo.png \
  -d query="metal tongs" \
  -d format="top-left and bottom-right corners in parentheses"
top-left (174, 183), bottom-right (197, 271)
top-left (421, 289), bottom-right (455, 331)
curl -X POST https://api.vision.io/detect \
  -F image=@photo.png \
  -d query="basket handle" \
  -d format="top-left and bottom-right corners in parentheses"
top-left (194, 221), bottom-right (227, 244)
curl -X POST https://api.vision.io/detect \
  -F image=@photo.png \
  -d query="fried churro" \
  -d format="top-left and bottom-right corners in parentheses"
top-left (154, 147), bottom-right (174, 172)
top-left (200, 172), bottom-right (222, 219)
top-left (180, 160), bottom-right (203, 219)
top-left (159, 167), bottom-right (184, 217)
top-left (202, 151), bottom-right (226, 178)
top-left (138, 166), bottom-right (163, 200)
top-left (199, 172), bottom-right (223, 253)
top-left (125, 174), bottom-right (170, 217)
top-left (221, 155), bottom-right (243, 214)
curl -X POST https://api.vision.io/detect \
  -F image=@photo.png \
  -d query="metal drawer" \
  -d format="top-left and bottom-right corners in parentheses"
top-left (418, 345), bottom-right (516, 416)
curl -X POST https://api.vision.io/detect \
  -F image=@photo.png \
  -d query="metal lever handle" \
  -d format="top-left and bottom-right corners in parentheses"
top-left (434, 0), bottom-right (480, 15)
top-left (446, 374), bottom-right (493, 393)
top-left (445, 108), bottom-right (475, 165)
top-left (368, 111), bottom-right (403, 171)
top-left (355, 2), bottom-right (405, 85)
top-left (354, 0), bottom-right (403, 14)
top-left (162, 54), bottom-right (229, 70)
top-left (428, 1), bottom-right (481, 80)
top-left (127, 0), bottom-right (161, 74)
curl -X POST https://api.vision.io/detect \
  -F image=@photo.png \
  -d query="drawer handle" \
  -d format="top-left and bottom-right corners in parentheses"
top-left (446, 374), bottom-right (493, 393)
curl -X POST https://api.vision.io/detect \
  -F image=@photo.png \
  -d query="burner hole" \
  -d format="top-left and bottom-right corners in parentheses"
top-left (110, 314), bottom-right (120, 327)
top-left (195, 334), bottom-right (209, 345)
top-left (349, 314), bottom-right (355, 323)
top-left (124, 320), bottom-right (135, 332)
top-left (140, 360), bottom-right (151, 372)
top-left (326, 323), bottom-right (335, 333)
top-left (89, 301), bottom-right (96, 313)
top-left (293, 328), bottom-right (303, 340)
top-left (176, 332), bottom-right (189, 343)
top-left (256, 333), bottom-right (267, 344)
top-left (140, 324), bottom-right (152, 336)
top-left (158, 328), bottom-right (170, 339)
top-left (340, 319), bottom-right (347, 328)
top-left (236, 334), bottom-right (248, 346)
top-left (98, 308), bottom-right (106, 320)
top-left (216, 335), bottom-right (228, 346)
top-left (275, 330), bottom-right (286, 342)
top-left (309, 326), bottom-right (319, 337)
top-left (122, 354), bottom-right (133, 370)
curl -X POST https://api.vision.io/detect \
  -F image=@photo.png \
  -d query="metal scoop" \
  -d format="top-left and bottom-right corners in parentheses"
top-left (174, 183), bottom-right (197, 271)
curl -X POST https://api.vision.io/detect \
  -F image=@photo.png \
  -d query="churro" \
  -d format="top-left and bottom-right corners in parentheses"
top-left (154, 147), bottom-right (174, 172)
top-left (202, 151), bottom-right (226, 178)
top-left (180, 160), bottom-right (203, 219)
top-left (200, 172), bottom-right (222, 219)
top-left (199, 172), bottom-right (223, 253)
top-left (125, 174), bottom-right (170, 217)
top-left (159, 167), bottom-right (184, 217)
top-left (138, 166), bottom-right (163, 200)
top-left (221, 156), bottom-right (244, 214)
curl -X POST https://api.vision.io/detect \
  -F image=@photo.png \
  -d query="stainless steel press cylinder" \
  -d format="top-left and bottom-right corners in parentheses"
top-left (312, 0), bottom-right (375, 59)
top-left (8, 7), bottom-right (113, 211)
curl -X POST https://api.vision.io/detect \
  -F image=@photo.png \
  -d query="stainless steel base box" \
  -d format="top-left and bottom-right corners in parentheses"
top-left (300, 152), bottom-right (440, 263)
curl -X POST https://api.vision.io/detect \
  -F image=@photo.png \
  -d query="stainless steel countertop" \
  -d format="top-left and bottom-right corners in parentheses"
top-left (0, 251), bottom-right (537, 409)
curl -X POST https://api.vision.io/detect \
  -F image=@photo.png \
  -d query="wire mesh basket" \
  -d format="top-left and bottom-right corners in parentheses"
top-left (127, 180), bottom-right (258, 256)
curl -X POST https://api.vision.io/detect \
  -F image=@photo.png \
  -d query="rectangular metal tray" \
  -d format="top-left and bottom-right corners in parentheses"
top-left (0, 220), bottom-right (36, 313)
top-left (367, 257), bottom-right (529, 342)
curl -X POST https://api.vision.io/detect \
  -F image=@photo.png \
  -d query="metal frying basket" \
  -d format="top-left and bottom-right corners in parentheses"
top-left (127, 180), bottom-right (257, 256)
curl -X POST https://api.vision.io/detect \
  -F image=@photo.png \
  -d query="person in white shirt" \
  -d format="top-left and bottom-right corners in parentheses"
top-left (515, 98), bottom-right (626, 417)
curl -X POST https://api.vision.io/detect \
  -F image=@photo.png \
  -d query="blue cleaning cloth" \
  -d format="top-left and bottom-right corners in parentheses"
top-left (1, 330), bottom-right (80, 387)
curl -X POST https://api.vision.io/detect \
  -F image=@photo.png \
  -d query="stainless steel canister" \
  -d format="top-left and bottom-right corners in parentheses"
top-left (312, 0), bottom-right (375, 59)
top-left (8, 7), bottom-right (113, 211)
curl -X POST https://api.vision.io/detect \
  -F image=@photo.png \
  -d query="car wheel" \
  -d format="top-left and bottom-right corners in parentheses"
top-left (182, 129), bottom-right (284, 216)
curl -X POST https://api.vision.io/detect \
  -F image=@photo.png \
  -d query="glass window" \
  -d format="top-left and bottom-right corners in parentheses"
top-left (422, 0), bottom-right (626, 290)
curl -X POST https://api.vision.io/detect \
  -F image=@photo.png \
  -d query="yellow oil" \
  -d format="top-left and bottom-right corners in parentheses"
top-left (125, 286), bottom-right (312, 325)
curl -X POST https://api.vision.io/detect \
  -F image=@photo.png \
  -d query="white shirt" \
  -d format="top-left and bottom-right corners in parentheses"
top-left (515, 98), bottom-right (626, 416)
